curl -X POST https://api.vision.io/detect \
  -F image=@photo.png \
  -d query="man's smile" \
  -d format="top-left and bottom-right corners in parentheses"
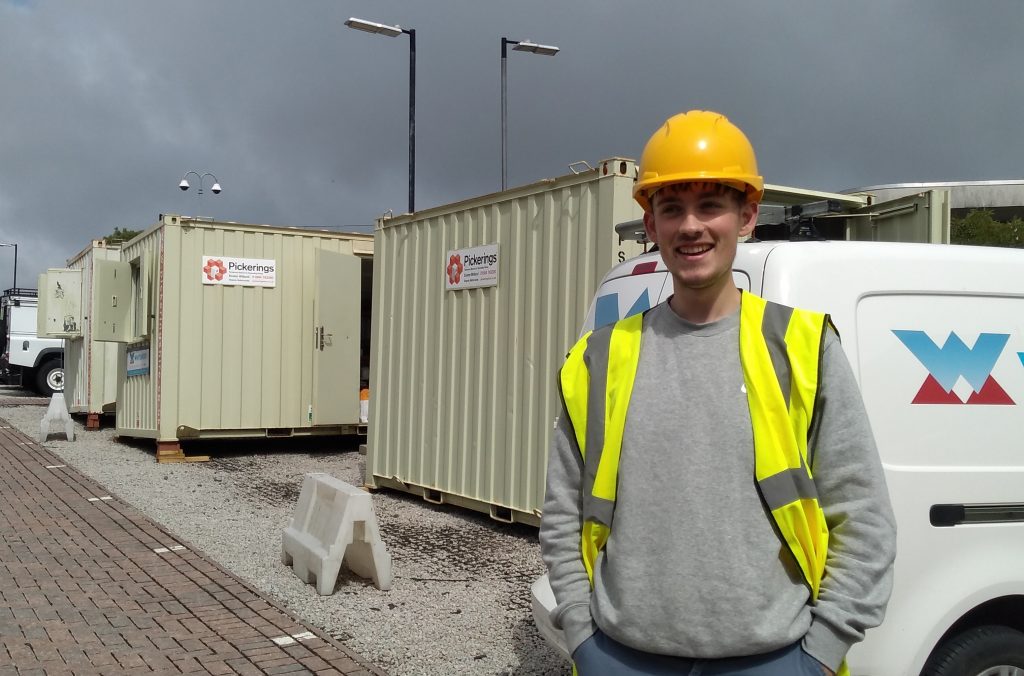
top-left (675, 243), bottom-right (714, 258)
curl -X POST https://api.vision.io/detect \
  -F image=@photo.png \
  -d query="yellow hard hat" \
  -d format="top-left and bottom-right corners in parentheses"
top-left (633, 110), bottom-right (764, 211)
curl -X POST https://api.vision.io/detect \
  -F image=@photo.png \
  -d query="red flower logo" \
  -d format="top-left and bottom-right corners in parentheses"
top-left (446, 254), bottom-right (463, 285)
top-left (203, 258), bottom-right (226, 281)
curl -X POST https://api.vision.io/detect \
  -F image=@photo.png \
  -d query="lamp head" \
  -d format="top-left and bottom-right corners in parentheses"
top-left (211, 182), bottom-right (222, 194)
top-left (345, 17), bottom-right (403, 37)
top-left (179, 178), bottom-right (190, 191)
top-left (513, 41), bottom-right (560, 56)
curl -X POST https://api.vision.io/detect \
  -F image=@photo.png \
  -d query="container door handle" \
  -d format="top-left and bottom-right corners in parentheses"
top-left (319, 326), bottom-right (325, 351)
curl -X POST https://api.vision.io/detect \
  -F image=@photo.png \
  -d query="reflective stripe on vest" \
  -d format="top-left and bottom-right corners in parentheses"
top-left (558, 291), bottom-right (831, 597)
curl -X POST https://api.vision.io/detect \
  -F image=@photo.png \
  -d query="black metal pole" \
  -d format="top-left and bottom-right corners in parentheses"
top-left (407, 28), bottom-right (416, 214)
top-left (501, 38), bottom-right (509, 191)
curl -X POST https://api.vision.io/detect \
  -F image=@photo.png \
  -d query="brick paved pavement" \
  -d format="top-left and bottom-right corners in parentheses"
top-left (0, 419), bottom-right (386, 675)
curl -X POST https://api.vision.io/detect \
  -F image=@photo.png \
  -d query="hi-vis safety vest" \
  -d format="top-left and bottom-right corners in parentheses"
top-left (559, 291), bottom-right (849, 675)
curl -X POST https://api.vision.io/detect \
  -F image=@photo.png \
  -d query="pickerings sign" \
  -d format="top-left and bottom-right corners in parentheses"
top-left (202, 256), bottom-right (277, 288)
top-left (445, 244), bottom-right (499, 291)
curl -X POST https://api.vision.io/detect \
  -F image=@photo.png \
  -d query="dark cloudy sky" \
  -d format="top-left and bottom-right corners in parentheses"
top-left (1, 0), bottom-right (1022, 284)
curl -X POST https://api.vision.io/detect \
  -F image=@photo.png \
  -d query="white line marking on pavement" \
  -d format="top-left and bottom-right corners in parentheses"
top-left (271, 631), bottom-right (316, 646)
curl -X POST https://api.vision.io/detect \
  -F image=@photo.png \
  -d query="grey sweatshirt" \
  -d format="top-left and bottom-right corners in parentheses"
top-left (539, 301), bottom-right (897, 672)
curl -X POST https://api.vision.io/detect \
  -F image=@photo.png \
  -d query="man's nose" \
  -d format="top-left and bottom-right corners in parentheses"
top-left (677, 211), bottom-right (704, 236)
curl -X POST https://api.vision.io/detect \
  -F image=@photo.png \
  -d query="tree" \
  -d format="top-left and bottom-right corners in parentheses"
top-left (102, 227), bottom-right (144, 244)
top-left (950, 209), bottom-right (1024, 248)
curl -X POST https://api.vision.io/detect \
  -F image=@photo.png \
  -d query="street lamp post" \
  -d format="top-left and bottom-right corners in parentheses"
top-left (345, 17), bottom-right (416, 214)
top-left (178, 171), bottom-right (222, 218)
top-left (501, 37), bottom-right (560, 191)
top-left (0, 242), bottom-right (16, 289)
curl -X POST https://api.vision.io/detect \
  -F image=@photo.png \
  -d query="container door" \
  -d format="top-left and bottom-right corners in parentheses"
top-left (313, 249), bottom-right (361, 425)
top-left (38, 269), bottom-right (83, 338)
top-left (92, 260), bottom-right (132, 342)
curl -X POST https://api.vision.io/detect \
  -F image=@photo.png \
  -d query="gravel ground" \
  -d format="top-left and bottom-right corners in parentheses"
top-left (1, 400), bottom-right (568, 676)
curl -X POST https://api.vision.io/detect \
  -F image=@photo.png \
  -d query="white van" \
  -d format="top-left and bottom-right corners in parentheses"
top-left (532, 239), bottom-right (1024, 676)
top-left (0, 289), bottom-right (64, 395)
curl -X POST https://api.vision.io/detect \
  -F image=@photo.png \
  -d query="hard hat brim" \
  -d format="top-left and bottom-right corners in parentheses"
top-left (634, 173), bottom-right (764, 212)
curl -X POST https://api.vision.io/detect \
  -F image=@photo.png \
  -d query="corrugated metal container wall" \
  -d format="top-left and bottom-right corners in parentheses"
top-left (66, 241), bottom-right (121, 416)
top-left (116, 216), bottom-right (372, 443)
top-left (367, 159), bottom-right (645, 524)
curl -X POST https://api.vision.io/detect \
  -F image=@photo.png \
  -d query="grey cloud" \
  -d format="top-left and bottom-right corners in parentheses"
top-left (1, 0), bottom-right (1023, 284)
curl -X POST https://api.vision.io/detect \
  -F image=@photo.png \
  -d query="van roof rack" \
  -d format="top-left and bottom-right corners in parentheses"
top-left (2, 288), bottom-right (37, 298)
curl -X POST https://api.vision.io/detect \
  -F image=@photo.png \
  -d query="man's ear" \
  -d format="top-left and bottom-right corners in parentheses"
top-left (739, 201), bottom-right (758, 238)
top-left (643, 211), bottom-right (658, 243)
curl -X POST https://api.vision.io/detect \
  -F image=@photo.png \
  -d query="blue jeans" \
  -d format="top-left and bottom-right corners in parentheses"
top-left (572, 630), bottom-right (828, 676)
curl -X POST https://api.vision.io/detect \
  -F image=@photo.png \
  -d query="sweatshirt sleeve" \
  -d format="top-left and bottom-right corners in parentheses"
top-left (538, 405), bottom-right (597, 655)
top-left (802, 331), bottom-right (898, 671)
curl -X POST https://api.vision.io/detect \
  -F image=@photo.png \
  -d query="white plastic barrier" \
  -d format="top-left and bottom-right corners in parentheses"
top-left (39, 393), bottom-right (74, 442)
top-left (281, 473), bottom-right (393, 594)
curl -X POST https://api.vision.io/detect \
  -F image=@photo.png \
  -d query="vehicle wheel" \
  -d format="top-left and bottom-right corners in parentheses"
top-left (34, 360), bottom-right (64, 396)
top-left (922, 625), bottom-right (1024, 676)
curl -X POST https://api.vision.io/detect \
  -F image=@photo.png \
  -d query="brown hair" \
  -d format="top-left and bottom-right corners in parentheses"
top-left (649, 181), bottom-right (747, 210)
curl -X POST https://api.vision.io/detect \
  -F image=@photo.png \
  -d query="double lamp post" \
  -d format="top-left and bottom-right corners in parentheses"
top-left (178, 171), bottom-right (222, 218)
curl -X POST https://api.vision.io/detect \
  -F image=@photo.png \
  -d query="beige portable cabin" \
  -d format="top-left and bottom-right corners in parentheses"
top-left (95, 214), bottom-right (372, 462)
top-left (64, 240), bottom-right (121, 427)
top-left (365, 159), bottom-right (647, 525)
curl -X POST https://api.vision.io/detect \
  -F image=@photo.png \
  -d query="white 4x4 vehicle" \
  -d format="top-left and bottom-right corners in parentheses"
top-left (0, 289), bottom-right (64, 395)
top-left (533, 239), bottom-right (1024, 676)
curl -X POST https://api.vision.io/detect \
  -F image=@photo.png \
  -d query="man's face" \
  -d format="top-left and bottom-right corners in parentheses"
top-left (642, 182), bottom-right (757, 295)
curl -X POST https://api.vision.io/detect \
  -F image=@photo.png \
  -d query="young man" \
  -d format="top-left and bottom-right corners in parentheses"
top-left (540, 110), bottom-right (896, 675)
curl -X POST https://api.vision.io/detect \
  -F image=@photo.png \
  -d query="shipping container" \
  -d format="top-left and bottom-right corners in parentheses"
top-left (365, 159), bottom-right (647, 526)
top-left (95, 214), bottom-right (372, 462)
top-left (64, 240), bottom-right (121, 426)
top-left (364, 160), bottom-right (929, 524)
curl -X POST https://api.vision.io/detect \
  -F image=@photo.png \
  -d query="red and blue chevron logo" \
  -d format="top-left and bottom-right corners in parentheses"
top-left (893, 330), bottom-right (1014, 405)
